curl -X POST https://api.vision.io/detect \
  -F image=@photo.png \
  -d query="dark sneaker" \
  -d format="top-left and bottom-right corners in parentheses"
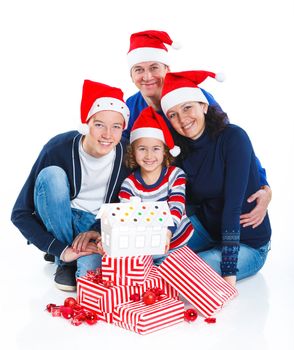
top-left (44, 253), bottom-right (55, 263)
top-left (54, 265), bottom-right (77, 292)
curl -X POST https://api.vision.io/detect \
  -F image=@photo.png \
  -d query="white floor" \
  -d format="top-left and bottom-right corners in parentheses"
top-left (1, 215), bottom-right (294, 350)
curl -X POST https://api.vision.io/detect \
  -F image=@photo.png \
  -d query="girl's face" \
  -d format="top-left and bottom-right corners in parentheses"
top-left (166, 101), bottom-right (207, 140)
top-left (82, 110), bottom-right (124, 158)
top-left (133, 137), bottom-right (165, 176)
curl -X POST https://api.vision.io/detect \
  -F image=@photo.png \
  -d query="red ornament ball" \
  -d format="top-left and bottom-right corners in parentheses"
top-left (85, 311), bottom-right (98, 325)
top-left (64, 297), bottom-right (77, 308)
top-left (60, 306), bottom-right (74, 319)
top-left (143, 291), bottom-right (157, 305)
top-left (46, 303), bottom-right (56, 312)
top-left (184, 309), bottom-right (198, 322)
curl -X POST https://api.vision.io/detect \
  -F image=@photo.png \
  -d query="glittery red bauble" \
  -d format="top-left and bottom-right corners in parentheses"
top-left (60, 306), bottom-right (74, 319)
top-left (64, 297), bottom-right (77, 308)
top-left (46, 303), bottom-right (56, 312)
top-left (143, 291), bottom-right (156, 305)
top-left (184, 309), bottom-right (198, 322)
top-left (103, 280), bottom-right (114, 288)
top-left (130, 293), bottom-right (141, 302)
top-left (204, 317), bottom-right (216, 324)
top-left (85, 311), bottom-right (98, 325)
top-left (71, 317), bottom-right (83, 326)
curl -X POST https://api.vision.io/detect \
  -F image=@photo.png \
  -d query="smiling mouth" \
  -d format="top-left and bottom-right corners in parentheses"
top-left (99, 141), bottom-right (112, 146)
top-left (182, 121), bottom-right (194, 131)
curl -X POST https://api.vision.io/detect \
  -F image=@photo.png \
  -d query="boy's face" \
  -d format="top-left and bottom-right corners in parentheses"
top-left (131, 61), bottom-right (169, 99)
top-left (83, 110), bottom-right (124, 158)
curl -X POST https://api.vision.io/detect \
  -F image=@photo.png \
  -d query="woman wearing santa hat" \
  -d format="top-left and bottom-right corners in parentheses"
top-left (125, 29), bottom-right (272, 233)
top-left (160, 70), bottom-right (271, 287)
top-left (11, 80), bottom-right (131, 291)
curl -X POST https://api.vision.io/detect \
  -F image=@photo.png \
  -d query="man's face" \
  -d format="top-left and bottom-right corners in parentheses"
top-left (131, 61), bottom-right (169, 99)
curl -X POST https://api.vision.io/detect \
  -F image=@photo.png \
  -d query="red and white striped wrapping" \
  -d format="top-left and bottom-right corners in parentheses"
top-left (158, 246), bottom-right (238, 317)
top-left (138, 267), bottom-right (179, 299)
top-left (102, 255), bottom-right (153, 285)
top-left (113, 296), bottom-right (184, 335)
top-left (77, 267), bottom-right (178, 320)
top-left (77, 276), bottom-right (131, 315)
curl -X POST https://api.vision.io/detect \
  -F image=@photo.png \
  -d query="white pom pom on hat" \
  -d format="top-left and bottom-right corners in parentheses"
top-left (171, 41), bottom-right (181, 50)
top-left (215, 72), bottom-right (225, 82)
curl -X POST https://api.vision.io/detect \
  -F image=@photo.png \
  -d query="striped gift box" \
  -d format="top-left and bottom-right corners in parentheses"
top-left (158, 246), bottom-right (238, 317)
top-left (77, 267), bottom-right (179, 321)
top-left (77, 276), bottom-right (131, 315)
top-left (113, 296), bottom-right (184, 335)
top-left (102, 255), bottom-right (153, 285)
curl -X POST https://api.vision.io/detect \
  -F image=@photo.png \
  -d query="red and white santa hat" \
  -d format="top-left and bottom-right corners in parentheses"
top-left (79, 80), bottom-right (130, 134)
top-left (130, 106), bottom-right (180, 157)
top-left (127, 30), bottom-right (180, 69)
top-left (161, 70), bottom-right (225, 115)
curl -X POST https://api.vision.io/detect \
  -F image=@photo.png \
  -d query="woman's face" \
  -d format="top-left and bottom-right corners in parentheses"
top-left (166, 101), bottom-right (208, 140)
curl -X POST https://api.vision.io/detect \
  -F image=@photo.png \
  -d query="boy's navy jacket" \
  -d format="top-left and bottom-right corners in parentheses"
top-left (11, 131), bottom-right (130, 257)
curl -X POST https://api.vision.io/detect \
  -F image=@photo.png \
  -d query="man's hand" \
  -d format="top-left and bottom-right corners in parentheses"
top-left (240, 186), bottom-right (272, 228)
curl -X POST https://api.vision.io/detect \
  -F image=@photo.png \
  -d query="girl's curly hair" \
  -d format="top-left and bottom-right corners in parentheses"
top-left (125, 141), bottom-right (175, 170)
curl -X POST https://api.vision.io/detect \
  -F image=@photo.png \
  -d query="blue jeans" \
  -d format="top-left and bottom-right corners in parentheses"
top-left (34, 166), bottom-right (102, 277)
top-left (187, 214), bottom-right (271, 280)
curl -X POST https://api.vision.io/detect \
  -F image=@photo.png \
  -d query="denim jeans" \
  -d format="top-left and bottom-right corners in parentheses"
top-left (187, 214), bottom-right (271, 280)
top-left (34, 166), bottom-right (102, 277)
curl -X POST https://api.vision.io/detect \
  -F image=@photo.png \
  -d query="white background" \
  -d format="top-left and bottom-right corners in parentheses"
top-left (1, 1), bottom-right (294, 349)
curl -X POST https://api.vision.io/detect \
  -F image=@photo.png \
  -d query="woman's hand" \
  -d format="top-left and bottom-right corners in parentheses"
top-left (223, 275), bottom-right (237, 288)
top-left (240, 186), bottom-right (272, 228)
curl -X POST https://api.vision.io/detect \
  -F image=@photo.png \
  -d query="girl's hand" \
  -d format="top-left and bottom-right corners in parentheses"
top-left (165, 230), bottom-right (172, 254)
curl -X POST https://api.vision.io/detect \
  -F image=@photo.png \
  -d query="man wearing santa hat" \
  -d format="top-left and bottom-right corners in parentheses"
top-left (11, 80), bottom-right (131, 291)
top-left (124, 29), bottom-right (271, 231)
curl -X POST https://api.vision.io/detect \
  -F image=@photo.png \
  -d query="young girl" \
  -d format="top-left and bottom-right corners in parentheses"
top-left (118, 106), bottom-right (194, 262)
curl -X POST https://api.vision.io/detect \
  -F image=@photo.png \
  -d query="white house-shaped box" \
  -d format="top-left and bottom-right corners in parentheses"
top-left (97, 197), bottom-right (174, 257)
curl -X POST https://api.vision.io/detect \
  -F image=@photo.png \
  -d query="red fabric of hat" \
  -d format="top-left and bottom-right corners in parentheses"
top-left (127, 30), bottom-right (180, 69)
top-left (161, 70), bottom-right (224, 115)
top-left (79, 80), bottom-right (130, 134)
top-left (130, 106), bottom-right (180, 156)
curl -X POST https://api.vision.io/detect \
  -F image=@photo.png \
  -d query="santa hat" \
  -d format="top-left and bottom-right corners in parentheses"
top-left (79, 80), bottom-right (130, 134)
top-left (161, 70), bottom-right (225, 115)
top-left (127, 30), bottom-right (180, 69)
top-left (130, 106), bottom-right (180, 157)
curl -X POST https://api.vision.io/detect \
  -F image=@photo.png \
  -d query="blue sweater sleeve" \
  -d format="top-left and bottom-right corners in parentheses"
top-left (221, 127), bottom-right (255, 276)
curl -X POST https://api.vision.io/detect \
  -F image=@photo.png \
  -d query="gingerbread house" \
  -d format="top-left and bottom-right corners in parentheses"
top-left (97, 197), bottom-right (174, 257)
